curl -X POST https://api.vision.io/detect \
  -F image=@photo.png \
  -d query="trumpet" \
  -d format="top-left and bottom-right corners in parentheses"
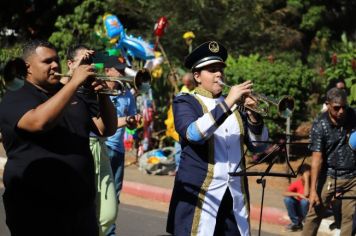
top-left (54, 68), bottom-right (151, 95)
top-left (96, 68), bottom-right (152, 91)
top-left (218, 80), bottom-right (295, 118)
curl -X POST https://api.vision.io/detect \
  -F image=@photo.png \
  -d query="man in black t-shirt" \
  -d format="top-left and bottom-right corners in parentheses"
top-left (302, 88), bottom-right (356, 236)
top-left (0, 40), bottom-right (117, 236)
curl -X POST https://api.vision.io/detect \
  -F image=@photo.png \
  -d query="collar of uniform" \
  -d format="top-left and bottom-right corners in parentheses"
top-left (194, 87), bottom-right (214, 98)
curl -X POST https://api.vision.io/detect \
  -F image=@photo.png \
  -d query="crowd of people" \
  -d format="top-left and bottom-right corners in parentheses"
top-left (0, 38), bottom-right (355, 236)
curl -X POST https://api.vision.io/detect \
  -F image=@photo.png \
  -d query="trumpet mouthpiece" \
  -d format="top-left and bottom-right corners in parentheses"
top-left (53, 72), bottom-right (66, 77)
top-left (218, 80), bottom-right (230, 88)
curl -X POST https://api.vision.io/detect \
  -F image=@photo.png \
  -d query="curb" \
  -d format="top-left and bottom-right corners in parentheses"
top-left (122, 180), bottom-right (289, 226)
top-left (250, 205), bottom-right (289, 225)
top-left (122, 181), bottom-right (172, 203)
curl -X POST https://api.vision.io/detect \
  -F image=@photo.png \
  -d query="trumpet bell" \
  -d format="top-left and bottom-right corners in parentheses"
top-left (133, 68), bottom-right (152, 91)
top-left (278, 96), bottom-right (295, 119)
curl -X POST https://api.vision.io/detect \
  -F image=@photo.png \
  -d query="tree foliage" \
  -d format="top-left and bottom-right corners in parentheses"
top-left (0, 0), bottom-right (356, 137)
top-left (322, 33), bottom-right (356, 105)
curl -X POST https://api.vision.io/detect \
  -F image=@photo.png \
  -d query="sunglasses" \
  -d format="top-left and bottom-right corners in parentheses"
top-left (331, 105), bottom-right (347, 111)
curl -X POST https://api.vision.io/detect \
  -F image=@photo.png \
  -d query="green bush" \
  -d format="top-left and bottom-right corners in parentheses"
top-left (322, 33), bottom-right (356, 105)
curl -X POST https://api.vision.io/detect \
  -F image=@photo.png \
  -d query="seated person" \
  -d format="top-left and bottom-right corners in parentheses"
top-left (283, 164), bottom-right (311, 231)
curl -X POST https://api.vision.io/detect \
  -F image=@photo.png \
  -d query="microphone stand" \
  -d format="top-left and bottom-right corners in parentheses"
top-left (229, 140), bottom-right (309, 236)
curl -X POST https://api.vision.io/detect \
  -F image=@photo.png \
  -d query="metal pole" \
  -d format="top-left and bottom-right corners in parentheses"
top-left (286, 116), bottom-right (291, 183)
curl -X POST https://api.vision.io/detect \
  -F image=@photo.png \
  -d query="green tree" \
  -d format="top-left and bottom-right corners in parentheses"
top-left (323, 33), bottom-right (356, 105)
top-left (49, 0), bottom-right (115, 60)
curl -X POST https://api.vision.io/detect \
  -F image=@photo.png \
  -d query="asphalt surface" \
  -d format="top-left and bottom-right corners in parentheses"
top-left (118, 203), bottom-right (281, 236)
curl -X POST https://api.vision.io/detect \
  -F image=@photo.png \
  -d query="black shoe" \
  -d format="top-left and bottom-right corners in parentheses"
top-left (329, 222), bottom-right (340, 230)
top-left (286, 223), bottom-right (303, 232)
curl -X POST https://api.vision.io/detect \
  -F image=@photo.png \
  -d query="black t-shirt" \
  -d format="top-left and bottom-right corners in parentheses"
top-left (309, 108), bottom-right (356, 178)
top-left (0, 81), bottom-right (98, 207)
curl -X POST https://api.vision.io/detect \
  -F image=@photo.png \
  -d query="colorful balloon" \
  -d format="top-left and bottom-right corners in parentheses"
top-left (154, 16), bottom-right (168, 37)
top-left (182, 31), bottom-right (195, 40)
top-left (349, 131), bottom-right (356, 151)
top-left (103, 14), bottom-right (124, 39)
top-left (182, 31), bottom-right (195, 53)
top-left (102, 14), bottom-right (155, 62)
top-left (117, 34), bottom-right (155, 61)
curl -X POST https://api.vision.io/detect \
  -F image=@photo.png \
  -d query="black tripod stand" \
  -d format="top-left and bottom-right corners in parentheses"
top-left (229, 140), bottom-right (309, 236)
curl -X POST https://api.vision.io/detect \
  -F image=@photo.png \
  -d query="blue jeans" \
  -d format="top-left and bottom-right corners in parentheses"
top-left (284, 197), bottom-right (309, 225)
top-left (106, 147), bottom-right (125, 236)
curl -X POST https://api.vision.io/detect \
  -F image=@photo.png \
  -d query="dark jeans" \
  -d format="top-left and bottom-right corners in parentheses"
top-left (284, 197), bottom-right (309, 225)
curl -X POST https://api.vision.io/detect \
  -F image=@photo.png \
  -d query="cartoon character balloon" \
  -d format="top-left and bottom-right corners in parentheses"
top-left (103, 14), bottom-right (124, 44)
top-left (117, 35), bottom-right (155, 61)
top-left (102, 14), bottom-right (155, 63)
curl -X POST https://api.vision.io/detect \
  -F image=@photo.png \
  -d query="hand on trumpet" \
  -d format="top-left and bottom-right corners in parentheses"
top-left (224, 80), bottom-right (253, 108)
top-left (244, 96), bottom-right (260, 123)
top-left (90, 78), bottom-right (111, 94)
top-left (125, 114), bottom-right (143, 130)
top-left (69, 64), bottom-right (96, 88)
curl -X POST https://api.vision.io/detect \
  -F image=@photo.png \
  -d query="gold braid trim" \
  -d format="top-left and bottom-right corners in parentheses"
top-left (233, 110), bottom-right (251, 234)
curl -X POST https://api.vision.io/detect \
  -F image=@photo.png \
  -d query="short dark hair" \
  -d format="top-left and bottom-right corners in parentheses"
top-left (22, 39), bottom-right (56, 61)
top-left (326, 87), bottom-right (347, 103)
top-left (66, 44), bottom-right (90, 61)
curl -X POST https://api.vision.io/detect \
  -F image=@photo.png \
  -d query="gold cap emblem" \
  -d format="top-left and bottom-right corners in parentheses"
top-left (208, 41), bottom-right (219, 53)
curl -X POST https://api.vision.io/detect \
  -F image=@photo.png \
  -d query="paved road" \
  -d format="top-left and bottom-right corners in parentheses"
top-left (118, 203), bottom-right (280, 236)
top-left (0, 187), bottom-right (279, 236)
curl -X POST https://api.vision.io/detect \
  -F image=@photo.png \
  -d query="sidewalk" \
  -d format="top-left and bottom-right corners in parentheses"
top-left (0, 150), bottom-right (337, 235)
